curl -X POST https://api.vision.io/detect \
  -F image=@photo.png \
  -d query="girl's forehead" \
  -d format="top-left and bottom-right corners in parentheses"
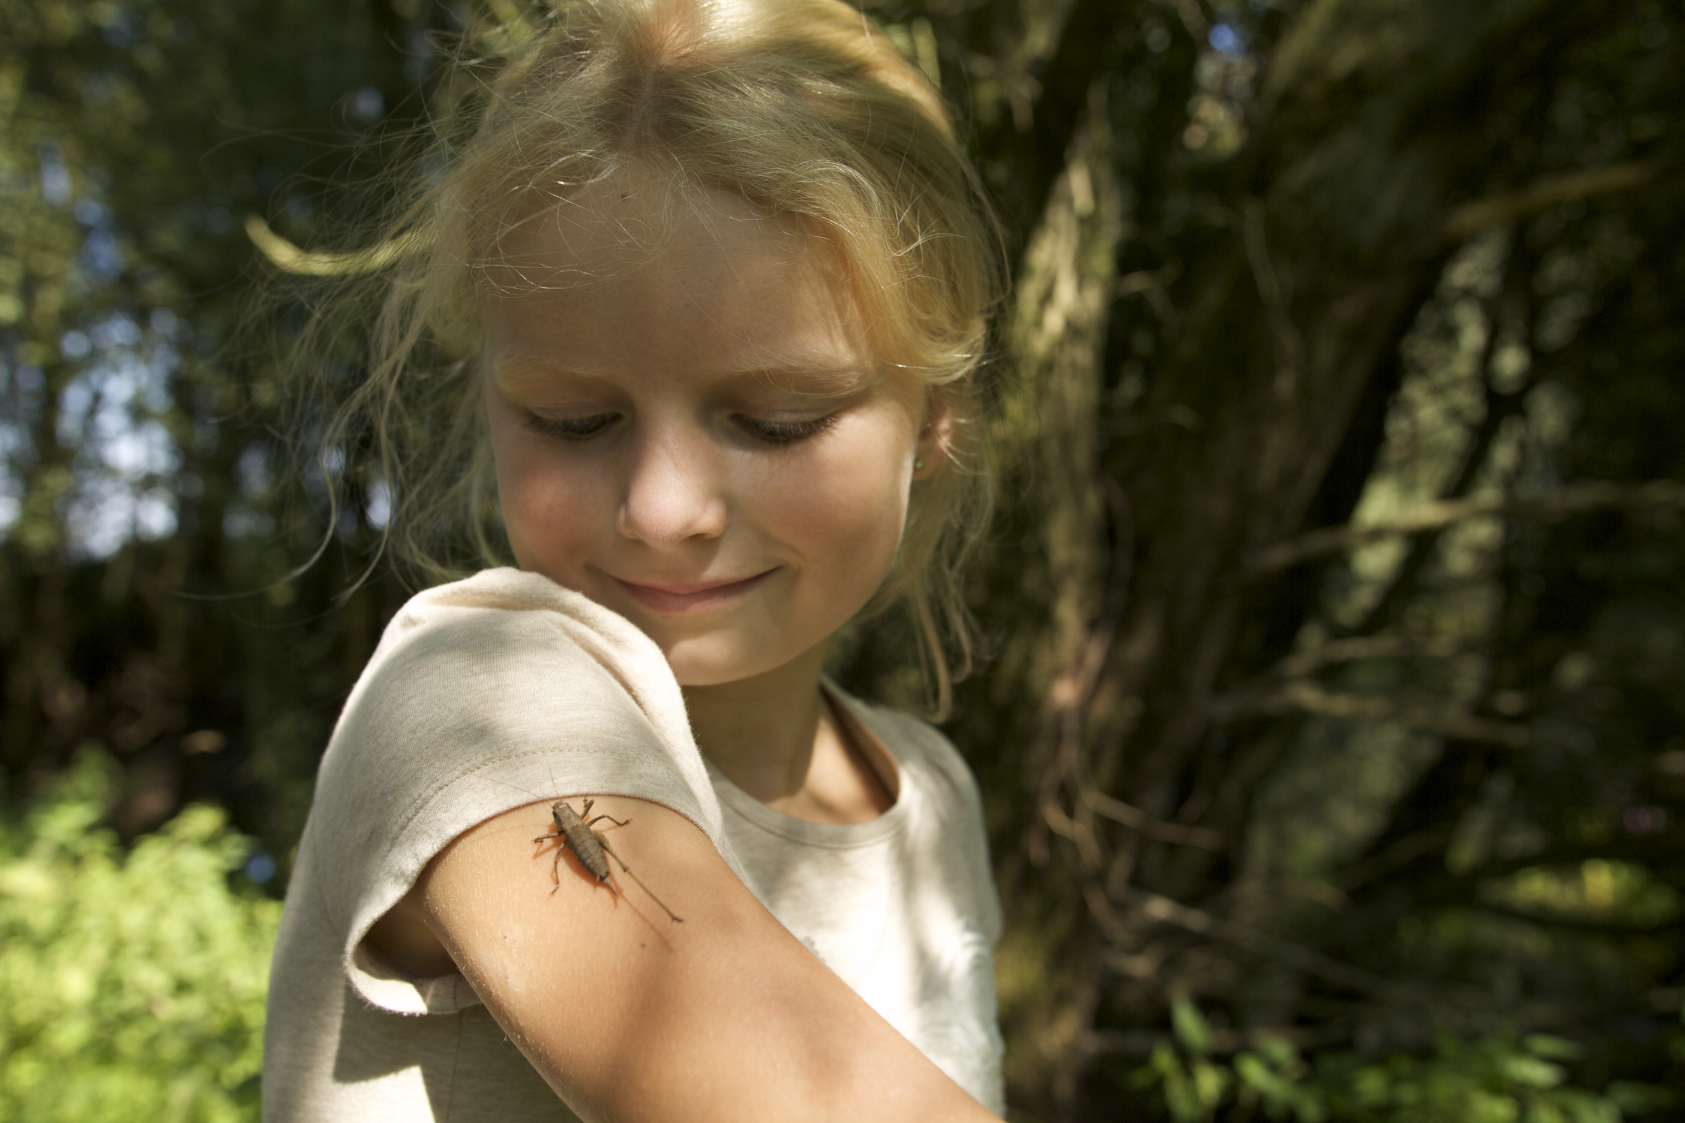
top-left (477, 178), bottom-right (882, 384)
top-left (481, 176), bottom-right (836, 296)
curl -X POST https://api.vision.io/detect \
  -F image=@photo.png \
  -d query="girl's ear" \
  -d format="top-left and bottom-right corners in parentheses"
top-left (911, 376), bottom-right (967, 481)
top-left (913, 321), bottom-right (983, 480)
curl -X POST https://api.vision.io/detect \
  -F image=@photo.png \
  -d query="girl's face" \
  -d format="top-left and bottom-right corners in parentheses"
top-left (481, 182), bottom-right (935, 687)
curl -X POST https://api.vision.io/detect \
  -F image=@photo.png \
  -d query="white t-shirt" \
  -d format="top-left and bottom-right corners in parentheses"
top-left (261, 569), bottom-right (1005, 1120)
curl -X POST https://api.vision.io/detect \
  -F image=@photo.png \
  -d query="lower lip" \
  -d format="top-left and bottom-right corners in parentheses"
top-left (613, 570), bottom-right (777, 615)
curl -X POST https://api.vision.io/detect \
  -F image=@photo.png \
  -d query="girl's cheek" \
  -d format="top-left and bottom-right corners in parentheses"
top-left (776, 441), bottom-right (904, 511)
top-left (785, 464), bottom-right (910, 570)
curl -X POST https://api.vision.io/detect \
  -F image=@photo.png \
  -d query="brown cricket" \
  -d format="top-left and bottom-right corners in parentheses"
top-left (533, 798), bottom-right (684, 923)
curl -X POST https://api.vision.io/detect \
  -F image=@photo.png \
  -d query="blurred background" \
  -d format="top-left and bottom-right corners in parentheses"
top-left (1, 0), bottom-right (1682, 1119)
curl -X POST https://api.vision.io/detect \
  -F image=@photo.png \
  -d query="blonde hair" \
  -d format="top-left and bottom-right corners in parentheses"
top-left (276, 0), bottom-right (1003, 716)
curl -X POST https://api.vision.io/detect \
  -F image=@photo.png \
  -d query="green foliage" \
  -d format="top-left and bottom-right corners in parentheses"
top-left (0, 748), bottom-right (278, 1123)
top-left (1132, 1000), bottom-right (1671, 1123)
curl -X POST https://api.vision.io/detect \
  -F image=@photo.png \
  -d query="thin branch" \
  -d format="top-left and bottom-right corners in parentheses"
top-left (1210, 679), bottom-right (1532, 747)
top-left (1162, 0), bottom-right (1211, 40)
top-left (1044, 793), bottom-right (1107, 874)
top-left (1244, 197), bottom-right (1306, 399)
top-left (1442, 162), bottom-right (1657, 241)
top-left (1119, 888), bottom-right (1400, 998)
top-left (1335, 827), bottom-right (1454, 891)
top-left (1246, 479), bottom-right (1685, 573)
top-left (1116, 267), bottom-right (1180, 325)
top-left (1270, 634), bottom-right (1461, 679)
top-left (1082, 787), bottom-right (1226, 851)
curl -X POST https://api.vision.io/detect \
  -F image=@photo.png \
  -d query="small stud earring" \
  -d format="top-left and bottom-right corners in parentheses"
top-left (914, 458), bottom-right (926, 471)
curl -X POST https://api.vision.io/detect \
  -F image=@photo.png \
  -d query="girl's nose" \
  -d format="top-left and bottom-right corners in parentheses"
top-left (615, 426), bottom-right (728, 545)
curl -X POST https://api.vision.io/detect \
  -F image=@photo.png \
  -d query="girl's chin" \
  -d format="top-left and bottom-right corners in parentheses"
top-left (664, 653), bottom-right (781, 690)
top-left (660, 636), bottom-right (820, 691)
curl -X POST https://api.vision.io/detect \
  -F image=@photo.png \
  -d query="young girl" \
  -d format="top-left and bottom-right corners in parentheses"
top-left (261, 1), bottom-right (1006, 1119)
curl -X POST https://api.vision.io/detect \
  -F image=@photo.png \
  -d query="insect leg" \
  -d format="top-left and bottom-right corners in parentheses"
top-left (533, 805), bottom-right (572, 893)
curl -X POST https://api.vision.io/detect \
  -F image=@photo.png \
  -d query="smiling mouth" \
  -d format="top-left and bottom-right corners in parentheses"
top-left (612, 570), bottom-right (777, 615)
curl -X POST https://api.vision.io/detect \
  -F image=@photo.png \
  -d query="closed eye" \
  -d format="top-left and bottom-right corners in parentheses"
top-left (524, 411), bottom-right (618, 440)
top-left (734, 414), bottom-right (838, 445)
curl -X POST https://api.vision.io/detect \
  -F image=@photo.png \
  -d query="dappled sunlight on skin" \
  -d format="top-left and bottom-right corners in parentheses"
top-left (404, 794), bottom-right (997, 1123)
top-left (481, 177), bottom-right (931, 694)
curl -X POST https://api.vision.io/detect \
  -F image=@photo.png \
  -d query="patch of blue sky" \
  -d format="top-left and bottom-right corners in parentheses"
top-left (55, 315), bottom-right (184, 557)
top-left (365, 478), bottom-right (391, 530)
top-left (350, 85), bottom-right (385, 122)
top-left (39, 147), bottom-right (72, 207)
top-left (0, 363), bottom-right (46, 533)
top-left (1208, 22), bottom-right (1246, 58)
top-left (80, 226), bottom-right (125, 282)
top-left (235, 443), bottom-right (272, 496)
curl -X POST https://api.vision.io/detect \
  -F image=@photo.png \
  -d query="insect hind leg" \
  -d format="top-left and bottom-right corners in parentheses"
top-left (576, 798), bottom-right (629, 829)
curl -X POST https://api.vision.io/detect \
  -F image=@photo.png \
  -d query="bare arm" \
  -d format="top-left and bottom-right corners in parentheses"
top-left (371, 795), bottom-right (998, 1123)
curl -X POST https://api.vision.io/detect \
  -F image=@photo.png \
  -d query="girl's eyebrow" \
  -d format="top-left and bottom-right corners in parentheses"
top-left (735, 362), bottom-right (876, 397)
top-left (489, 353), bottom-right (877, 396)
top-left (486, 355), bottom-right (596, 396)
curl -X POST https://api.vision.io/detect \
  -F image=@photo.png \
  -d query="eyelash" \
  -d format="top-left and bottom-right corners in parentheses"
top-left (521, 411), bottom-right (838, 445)
top-left (523, 412), bottom-right (617, 440)
top-left (734, 414), bottom-right (838, 444)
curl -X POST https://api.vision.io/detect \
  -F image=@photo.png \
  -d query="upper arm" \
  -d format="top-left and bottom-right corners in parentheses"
top-left (412, 795), bottom-right (998, 1123)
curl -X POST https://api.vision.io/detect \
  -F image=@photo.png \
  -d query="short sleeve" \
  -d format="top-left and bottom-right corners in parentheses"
top-left (302, 568), bottom-right (742, 1014)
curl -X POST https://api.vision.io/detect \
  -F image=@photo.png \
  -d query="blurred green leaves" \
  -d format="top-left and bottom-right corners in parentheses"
top-left (0, 747), bottom-right (277, 1122)
top-left (1135, 998), bottom-right (1668, 1123)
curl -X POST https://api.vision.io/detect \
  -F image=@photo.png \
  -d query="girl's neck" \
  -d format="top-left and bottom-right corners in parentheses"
top-left (683, 644), bottom-right (893, 825)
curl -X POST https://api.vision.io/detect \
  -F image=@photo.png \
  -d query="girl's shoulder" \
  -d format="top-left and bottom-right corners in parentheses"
top-left (365, 567), bottom-right (660, 679)
top-left (329, 569), bottom-right (674, 775)
top-left (341, 568), bottom-right (701, 761)
top-left (322, 570), bottom-right (724, 838)
top-left (295, 568), bottom-right (740, 1016)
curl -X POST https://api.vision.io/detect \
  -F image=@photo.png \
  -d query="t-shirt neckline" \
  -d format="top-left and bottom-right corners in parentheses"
top-left (703, 685), bottom-right (912, 848)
